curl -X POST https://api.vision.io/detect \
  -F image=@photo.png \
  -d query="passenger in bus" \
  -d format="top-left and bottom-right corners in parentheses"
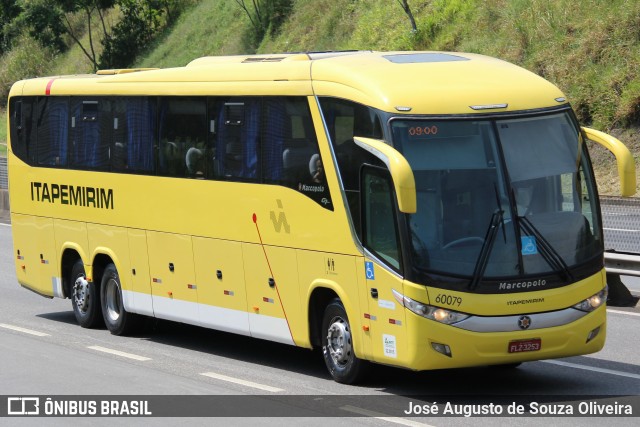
top-left (297, 153), bottom-right (331, 207)
top-left (185, 146), bottom-right (204, 177)
top-left (309, 153), bottom-right (324, 183)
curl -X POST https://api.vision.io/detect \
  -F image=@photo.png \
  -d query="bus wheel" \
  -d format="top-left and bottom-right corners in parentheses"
top-left (71, 260), bottom-right (103, 328)
top-left (101, 263), bottom-right (139, 335)
top-left (321, 298), bottom-right (368, 384)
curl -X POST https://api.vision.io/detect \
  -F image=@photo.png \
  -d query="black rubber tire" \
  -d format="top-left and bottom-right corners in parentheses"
top-left (70, 259), bottom-right (103, 328)
top-left (321, 298), bottom-right (369, 384)
top-left (100, 263), bottom-right (141, 335)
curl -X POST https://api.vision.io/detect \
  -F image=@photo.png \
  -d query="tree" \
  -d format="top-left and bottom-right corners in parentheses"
top-left (18, 1), bottom-right (181, 71)
top-left (396, 0), bottom-right (417, 33)
top-left (0, 0), bottom-right (22, 53)
top-left (20, 0), bottom-right (116, 71)
top-left (234, 0), bottom-right (292, 48)
top-left (60, 0), bottom-right (117, 71)
top-left (99, 0), bottom-right (164, 69)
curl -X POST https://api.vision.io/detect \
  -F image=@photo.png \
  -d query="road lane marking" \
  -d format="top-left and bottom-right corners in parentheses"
top-left (0, 323), bottom-right (50, 337)
top-left (608, 309), bottom-right (640, 317)
top-left (541, 360), bottom-right (640, 380)
top-left (0, 223), bottom-right (10, 227)
top-left (341, 405), bottom-right (434, 427)
top-left (200, 372), bottom-right (283, 392)
top-left (87, 345), bottom-right (151, 361)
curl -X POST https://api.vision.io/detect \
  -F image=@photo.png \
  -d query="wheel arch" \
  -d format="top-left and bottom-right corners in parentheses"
top-left (60, 245), bottom-right (87, 298)
top-left (307, 280), bottom-right (360, 350)
top-left (91, 251), bottom-right (115, 296)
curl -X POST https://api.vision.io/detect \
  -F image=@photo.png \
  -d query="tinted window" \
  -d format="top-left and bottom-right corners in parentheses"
top-left (36, 97), bottom-right (69, 166)
top-left (9, 98), bottom-right (36, 163)
top-left (158, 97), bottom-right (207, 177)
top-left (319, 98), bottom-right (384, 233)
top-left (70, 99), bottom-right (111, 169)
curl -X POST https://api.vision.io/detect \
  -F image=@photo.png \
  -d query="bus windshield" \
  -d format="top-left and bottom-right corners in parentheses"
top-left (390, 112), bottom-right (602, 290)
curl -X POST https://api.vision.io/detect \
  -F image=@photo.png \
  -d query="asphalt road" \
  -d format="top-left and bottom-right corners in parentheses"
top-left (0, 223), bottom-right (639, 426)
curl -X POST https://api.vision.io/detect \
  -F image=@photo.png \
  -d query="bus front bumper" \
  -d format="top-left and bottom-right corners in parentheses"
top-left (401, 305), bottom-right (606, 371)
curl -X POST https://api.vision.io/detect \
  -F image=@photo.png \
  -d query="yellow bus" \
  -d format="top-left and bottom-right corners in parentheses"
top-left (7, 51), bottom-right (636, 383)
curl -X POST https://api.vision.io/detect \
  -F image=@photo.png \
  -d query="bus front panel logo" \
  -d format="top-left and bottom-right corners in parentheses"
top-left (518, 315), bottom-right (532, 330)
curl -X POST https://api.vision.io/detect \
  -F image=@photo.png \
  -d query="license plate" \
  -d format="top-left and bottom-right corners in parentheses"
top-left (508, 338), bottom-right (541, 353)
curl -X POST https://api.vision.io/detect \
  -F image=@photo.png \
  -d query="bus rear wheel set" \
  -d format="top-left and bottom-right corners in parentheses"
top-left (69, 260), bottom-right (139, 335)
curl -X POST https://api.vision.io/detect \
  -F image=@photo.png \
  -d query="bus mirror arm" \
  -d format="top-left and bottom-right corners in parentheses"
top-left (582, 127), bottom-right (637, 197)
top-left (353, 137), bottom-right (417, 213)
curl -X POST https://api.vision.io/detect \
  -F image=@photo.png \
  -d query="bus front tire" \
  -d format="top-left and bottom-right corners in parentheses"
top-left (71, 260), bottom-right (103, 328)
top-left (321, 298), bottom-right (368, 384)
top-left (101, 263), bottom-right (140, 335)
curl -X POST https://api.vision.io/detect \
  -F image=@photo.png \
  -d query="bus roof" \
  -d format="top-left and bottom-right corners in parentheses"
top-left (12, 51), bottom-right (567, 115)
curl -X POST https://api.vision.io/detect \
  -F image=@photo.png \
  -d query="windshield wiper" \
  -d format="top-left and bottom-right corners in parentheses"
top-left (518, 215), bottom-right (575, 282)
top-left (468, 208), bottom-right (504, 290)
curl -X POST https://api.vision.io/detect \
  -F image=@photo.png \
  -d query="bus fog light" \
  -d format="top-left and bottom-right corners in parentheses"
top-left (431, 342), bottom-right (452, 357)
top-left (586, 326), bottom-right (601, 343)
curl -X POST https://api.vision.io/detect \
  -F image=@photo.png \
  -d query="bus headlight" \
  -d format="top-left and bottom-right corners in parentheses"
top-left (392, 289), bottom-right (469, 324)
top-left (572, 287), bottom-right (608, 312)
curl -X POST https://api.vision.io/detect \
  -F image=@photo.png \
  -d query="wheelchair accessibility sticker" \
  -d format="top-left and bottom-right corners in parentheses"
top-left (521, 236), bottom-right (538, 255)
top-left (365, 261), bottom-right (375, 280)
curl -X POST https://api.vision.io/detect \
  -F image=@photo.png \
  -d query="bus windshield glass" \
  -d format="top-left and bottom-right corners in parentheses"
top-left (390, 112), bottom-right (602, 289)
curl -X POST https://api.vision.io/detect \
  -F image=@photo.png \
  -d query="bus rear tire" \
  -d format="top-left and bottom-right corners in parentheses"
top-left (321, 298), bottom-right (369, 384)
top-left (71, 260), bottom-right (103, 328)
top-left (101, 263), bottom-right (140, 335)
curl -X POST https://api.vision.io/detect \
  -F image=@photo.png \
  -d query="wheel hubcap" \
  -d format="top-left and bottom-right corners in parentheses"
top-left (73, 276), bottom-right (89, 312)
top-left (105, 278), bottom-right (121, 322)
top-left (326, 317), bottom-right (352, 366)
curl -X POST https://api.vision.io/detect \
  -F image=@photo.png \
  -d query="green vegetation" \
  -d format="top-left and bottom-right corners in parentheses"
top-left (1, 0), bottom-right (638, 195)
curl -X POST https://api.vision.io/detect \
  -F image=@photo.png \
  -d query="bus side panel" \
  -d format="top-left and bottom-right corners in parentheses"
top-left (243, 243), bottom-right (296, 345)
top-left (362, 258), bottom-right (408, 366)
top-left (147, 231), bottom-right (198, 324)
top-left (126, 229), bottom-right (154, 316)
top-left (54, 219), bottom-right (89, 267)
top-left (297, 251), bottom-right (365, 356)
top-left (12, 214), bottom-right (60, 297)
top-left (193, 237), bottom-right (250, 336)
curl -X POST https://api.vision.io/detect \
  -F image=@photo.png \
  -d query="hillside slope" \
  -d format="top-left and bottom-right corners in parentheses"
top-left (2, 0), bottom-right (639, 195)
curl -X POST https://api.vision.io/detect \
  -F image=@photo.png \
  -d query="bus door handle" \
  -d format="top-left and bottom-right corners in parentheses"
top-left (370, 288), bottom-right (378, 299)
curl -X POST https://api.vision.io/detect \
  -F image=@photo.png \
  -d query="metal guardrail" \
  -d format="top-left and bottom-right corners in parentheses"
top-left (601, 195), bottom-right (640, 277)
top-left (0, 157), bottom-right (7, 190)
top-left (601, 196), bottom-right (640, 253)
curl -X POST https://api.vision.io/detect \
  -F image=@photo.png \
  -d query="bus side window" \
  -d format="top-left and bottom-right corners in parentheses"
top-left (158, 97), bottom-right (207, 178)
top-left (214, 99), bottom-right (260, 181)
top-left (36, 97), bottom-right (69, 167)
top-left (70, 99), bottom-right (110, 170)
top-left (9, 98), bottom-right (36, 164)
top-left (263, 97), bottom-right (333, 210)
top-left (111, 97), bottom-right (156, 174)
top-left (318, 97), bottom-right (384, 233)
top-left (361, 166), bottom-right (401, 270)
